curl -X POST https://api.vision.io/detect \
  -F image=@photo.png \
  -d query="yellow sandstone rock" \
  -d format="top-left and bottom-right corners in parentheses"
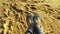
top-left (0, 0), bottom-right (60, 34)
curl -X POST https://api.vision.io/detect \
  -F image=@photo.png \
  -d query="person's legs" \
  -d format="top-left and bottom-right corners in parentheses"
top-left (25, 13), bottom-right (44, 34)
top-left (25, 23), bottom-right (34, 34)
top-left (25, 13), bottom-right (34, 34)
top-left (33, 14), bottom-right (44, 34)
top-left (34, 25), bottom-right (44, 34)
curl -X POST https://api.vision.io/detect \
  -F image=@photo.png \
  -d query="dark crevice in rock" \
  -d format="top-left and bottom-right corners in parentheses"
top-left (10, 5), bottom-right (23, 14)
top-left (8, 11), bottom-right (10, 16)
top-left (44, 10), bottom-right (48, 13)
top-left (33, 1), bottom-right (40, 3)
top-left (30, 5), bottom-right (35, 6)
top-left (57, 17), bottom-right (60, 19)
top-left (3, 13), bottom-right (8, 18)
top-left (2, 3), bottom-right (8, 6)
top-left (48, 8), bottom-right (54, 11)
top-left (0, 17), bottom-right (2, 19)
top-left (31, 7), bottom-right (37, 10)
top-left (0, 31), bottom-right (4, 34)
top-left (57, 11), bottom-right (60, 13)
top-left (17, 26), bottom-right (20, 30)
top-left (18, 18), bottom-right (21, 22)
top-left (2, 3), bottom-right (5, 5)
top-left (20, 21), bottom-right (24, 24)
top-left (8, 21), bottom-right (13, 30)
top-left (26, 4), bottom-right (29, 6)
top-left (34, 1), bottom-right (37, 3)
top-left (50, 24), bottom-right (53, 29)
top-left (13, 11), bottom-right (16, 14)
top-left (41, 1), bottom-right (45, 3)
top-left (3, 20), bottom-right (6, 23)
top-left (7, 31), bottom-right (9, 34)
top-left (55, 10), bottom-right (60, 14)
top-left (20, 17), bottom-right (23, 21)
top-left (9, 7), bottom-right (13, 11)
top-left (25, 6), bottom-right (29, 11)
top-left (0, 26), bottom-right (4, 29)
top-left (0, 19), bottom-right (5, 24)
top-left (21, 0), bottom-right (27, 2)
top-left (58, 8), bottom-right (60, 10)
top-left (50, 31), bottom-right (54, 33)
top-left (57, 26), bottom-right (59, 28)
top-left (15, 14), bottom-right (18, 19)
top-left (13, 3), bottom-right (17, 6)
top-left (43, 9), bottom-right (53, 14)
top-left (45, 4), bottom-right (50, 7)
top-left (26, 4), bottom-right (35, 6)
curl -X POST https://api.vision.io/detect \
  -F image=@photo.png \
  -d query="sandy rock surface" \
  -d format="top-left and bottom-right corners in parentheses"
top-left (0, 0), bottom-right (60, 34)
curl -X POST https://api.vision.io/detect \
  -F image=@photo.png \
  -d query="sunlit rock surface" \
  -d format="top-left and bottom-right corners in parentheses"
top-left (0, 0), bottom-right (60, 34)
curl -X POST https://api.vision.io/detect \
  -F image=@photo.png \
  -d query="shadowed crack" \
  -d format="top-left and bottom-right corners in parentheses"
top-left (10, 5), bottom-right (23, 14)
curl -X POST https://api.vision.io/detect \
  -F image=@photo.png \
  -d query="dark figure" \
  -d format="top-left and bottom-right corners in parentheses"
top-left (25, 13), bottom-right (44, 34)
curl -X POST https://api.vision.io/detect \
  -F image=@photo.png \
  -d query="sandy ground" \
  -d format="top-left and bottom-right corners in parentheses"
top-left (0, 0), bottom-right (60, 34)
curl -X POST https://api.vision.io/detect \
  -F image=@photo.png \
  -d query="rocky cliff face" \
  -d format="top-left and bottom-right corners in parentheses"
top-left (0, 0), bottom-right (60, 34)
